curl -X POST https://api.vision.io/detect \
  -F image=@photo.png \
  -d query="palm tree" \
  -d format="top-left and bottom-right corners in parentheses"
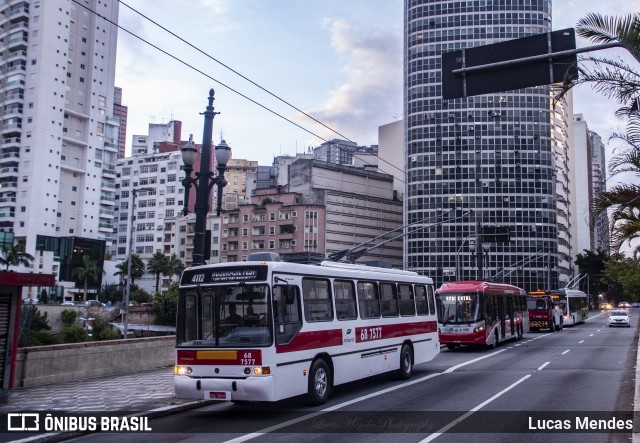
top-left (165, 253), bottom-right (185, 281)
top-left (71, 256), bottom-right (101, 302)
top-left (557, 13), bottom-right (640, 119)
top-left (558, 13), bottom-right (640, 251)
top-left (114, 254), bottom-right (146, 286)
top-left (147, 251), bottom-right (169, 294)
top-left (0, 244), bottom-right (35, 271)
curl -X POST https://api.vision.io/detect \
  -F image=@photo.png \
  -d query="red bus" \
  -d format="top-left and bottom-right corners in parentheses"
top-left (436, 281), bottom-right (528, 349)
top-left (175, 259), bottom-right (439, 405)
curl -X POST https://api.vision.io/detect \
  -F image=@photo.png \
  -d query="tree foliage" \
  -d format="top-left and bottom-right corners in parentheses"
top-left (72, 256), bottom-right (101, 301)
top-left (60, 309), bottom-right (78, 327)
top-left (603, 254), bottom-right (640, 300)
top-left (0, 243), bottom-right (35, 271)
top-left (153, 281), bottom-right (178, 326)
top-left (60, 326), bottom-right (87, 343)
top-left (147, 251), bottom-right (170, 294)
top-left (556, 13), bottom-right (640, 251)
top-left (114, 254), bottom-right (145, 285)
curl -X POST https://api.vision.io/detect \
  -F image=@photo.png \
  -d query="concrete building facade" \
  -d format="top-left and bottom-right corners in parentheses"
top-left (404, 0), bottom-right (576, 290)
top-left (1, 0), bottom-right (120, 266)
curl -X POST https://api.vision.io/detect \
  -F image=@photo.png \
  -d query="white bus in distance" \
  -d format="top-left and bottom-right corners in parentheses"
top-left (175, 259), bottom-right (439, 405)
top-left (548, 289), bottom-right (588, 326)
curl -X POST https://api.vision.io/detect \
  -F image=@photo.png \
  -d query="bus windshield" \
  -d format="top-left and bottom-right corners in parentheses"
top-left (527, 298), bottom-right (549, 310)
top-left (438, 292), bottom-right (481, 324)
top-left (177, 284), bottom-right (272, 347)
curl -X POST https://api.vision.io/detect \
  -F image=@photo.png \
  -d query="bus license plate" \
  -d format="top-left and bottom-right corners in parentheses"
top-left (206, 391), bottom-right (230, 400)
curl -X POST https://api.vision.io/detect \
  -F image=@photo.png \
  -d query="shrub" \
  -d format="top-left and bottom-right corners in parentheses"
top-left (60, 309), bottom-right (77, 327)
top-left (91, 317), bottom-right (119, 341)
top-left (29, 331), bottom-right (59, 346)
top-left (60, 326), bottom-right (87, 343)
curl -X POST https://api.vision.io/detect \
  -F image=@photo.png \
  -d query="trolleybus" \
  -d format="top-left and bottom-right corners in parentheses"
top-left (174, 258), bottom-right (439, 405)
top-left (436, 281), bottom-right (527, 349)
top-left (548, 289), bottom-right (588, 326)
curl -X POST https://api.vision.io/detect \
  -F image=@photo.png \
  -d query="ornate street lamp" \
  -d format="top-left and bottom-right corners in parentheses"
top-left (181, 89), bottom-right (231, 266)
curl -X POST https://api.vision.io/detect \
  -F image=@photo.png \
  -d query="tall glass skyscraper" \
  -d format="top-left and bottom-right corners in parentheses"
top-left (404, 0), bottom-right (575, 291)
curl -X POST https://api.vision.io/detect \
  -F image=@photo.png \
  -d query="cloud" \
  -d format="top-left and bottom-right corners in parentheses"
top-left (308, 19), bottom-right (402, 145)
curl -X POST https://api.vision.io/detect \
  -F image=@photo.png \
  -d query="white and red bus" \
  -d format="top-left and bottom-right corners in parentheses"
top-left (174, 259), bottom-right (439, 405)
top-left (436, 281), bottom-right (528, 349)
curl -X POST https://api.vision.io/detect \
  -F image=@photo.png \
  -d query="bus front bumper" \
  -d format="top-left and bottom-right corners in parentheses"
top-left (175, 375), bottom-right (275, 402)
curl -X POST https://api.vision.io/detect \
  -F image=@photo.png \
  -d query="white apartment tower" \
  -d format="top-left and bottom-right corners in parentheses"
top-left (1, 0), bottom-right (120, 253)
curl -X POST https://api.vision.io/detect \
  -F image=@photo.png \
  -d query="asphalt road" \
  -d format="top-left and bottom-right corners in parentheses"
top-left (65, 310), bottom-right (638, 443)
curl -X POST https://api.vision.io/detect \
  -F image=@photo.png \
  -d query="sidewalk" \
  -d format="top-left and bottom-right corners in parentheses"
top-left (0, 366), bottom-right (206, 413)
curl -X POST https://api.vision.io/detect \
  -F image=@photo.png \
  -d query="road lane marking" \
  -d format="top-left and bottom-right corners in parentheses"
top-left (590, 334), bottom-right (594, 337)
top-left (579, 340), bottom-right (584, 344)
top-left (419, 374), bottom-right (532, 442)
top-left (537, 362), bottom-right (550, 371)
top-left (562, 350), bottom-right (570, 355)
top-left (222, 349), bottom-right (509, 442)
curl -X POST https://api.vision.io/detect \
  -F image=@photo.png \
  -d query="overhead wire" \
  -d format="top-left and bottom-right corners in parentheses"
top-left (116, 0), bottom-right (408, 181)
top-left (72, 0), bottom-right (407, 184)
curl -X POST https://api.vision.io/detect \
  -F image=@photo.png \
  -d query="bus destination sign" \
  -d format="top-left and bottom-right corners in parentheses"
top-left (181, 266), bottom-right (268, 285)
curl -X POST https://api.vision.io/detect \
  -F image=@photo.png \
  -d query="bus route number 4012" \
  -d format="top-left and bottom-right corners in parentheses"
top-left (360, 327), bottom-right (382, 342)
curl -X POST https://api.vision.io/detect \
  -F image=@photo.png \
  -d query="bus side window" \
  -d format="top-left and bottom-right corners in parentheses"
top-left (415, 285), bottom-right (428, 316)
top-left (302, 278), bottom-right (334, 322)
top-left (273, 285), bottom-right (302, 346)
top-left (398, 284), bottom-right (416, 316)
top-left (427, 285), bottom-right (436, 315)
top-left (334, 280), bottom-right (357, 320)
top-left (357, 281), bottom-right (380, 319)
top-left (380, 282), bottom-right (399, 317)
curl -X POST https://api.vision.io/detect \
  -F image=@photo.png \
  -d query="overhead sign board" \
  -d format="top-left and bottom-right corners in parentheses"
top-left (442, 28), bottom-right (578, 99)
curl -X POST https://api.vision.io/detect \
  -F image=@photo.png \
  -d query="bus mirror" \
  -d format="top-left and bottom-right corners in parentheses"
top-left (286, 287), bottom-right (296, 305)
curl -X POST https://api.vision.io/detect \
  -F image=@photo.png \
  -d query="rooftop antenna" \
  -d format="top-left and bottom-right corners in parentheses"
top-left (219, 129), bottom-right (224, 142)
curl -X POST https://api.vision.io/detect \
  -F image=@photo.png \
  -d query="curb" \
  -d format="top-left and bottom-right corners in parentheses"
top-left (8, 400), bottom-right (218, 443)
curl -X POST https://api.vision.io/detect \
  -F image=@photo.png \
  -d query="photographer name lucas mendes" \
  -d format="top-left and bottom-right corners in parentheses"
top-left (528, 416), bottom-right (633, 431)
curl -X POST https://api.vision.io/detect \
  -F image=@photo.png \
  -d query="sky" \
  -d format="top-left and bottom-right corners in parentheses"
top-left (114, 0), bottom-right (640, 169)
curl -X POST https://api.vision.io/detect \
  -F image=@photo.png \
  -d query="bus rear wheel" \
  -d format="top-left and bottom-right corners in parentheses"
top-left (398, 344), bottom-right (413, 380)
top-left (307, 358), bottom-right (331, 406)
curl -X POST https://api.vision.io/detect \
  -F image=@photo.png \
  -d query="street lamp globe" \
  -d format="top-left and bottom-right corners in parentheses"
top-left (181, 135), bottom-right (197, 167)
top-left (215, 139), bottom-right (232, 166)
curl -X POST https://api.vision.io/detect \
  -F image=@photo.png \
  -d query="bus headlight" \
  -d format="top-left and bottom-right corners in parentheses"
top-left (174, 366), bottom-right (192, 376)
top-left (253, 366), bottom-right (271, 375)
top-left (474, 325), bottom-right (485, 333)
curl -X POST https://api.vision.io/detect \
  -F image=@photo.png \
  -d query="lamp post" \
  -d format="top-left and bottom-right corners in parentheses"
top-left (455, 233), bottom-right (477, 280)
top-left (181, 89), bottom-right (231, 266)
top-left (124, 186), bottom-right (154, 339)
top-left (469, 238), bottom-right (490, 280)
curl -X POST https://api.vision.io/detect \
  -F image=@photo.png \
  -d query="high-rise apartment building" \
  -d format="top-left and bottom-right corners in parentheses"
top-left (589, 131), bottom-right (609, 253)
top-left (404, 0), bottom-right (575, 290)
top-left (1, 0), bottom-right (120, 255)
top-left (113, 86), bottom-right (127, 159)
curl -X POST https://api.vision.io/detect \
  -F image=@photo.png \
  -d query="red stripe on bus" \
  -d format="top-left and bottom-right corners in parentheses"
top-left (356, 320), bottom-right (438, 343)
top-left (276, 320), bottom-right (438, 353)
top-left (276, 329), bottom-right (343, 353)
top-left (177, 349), bottom-right (263, 365)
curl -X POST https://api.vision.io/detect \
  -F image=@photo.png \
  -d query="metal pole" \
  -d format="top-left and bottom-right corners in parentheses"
top-left (547, 251), bottom-right (551, 290)
top-left (193, 89), bottom-right (218, 266)
top-left (476, 222), bottom-right (483, 280)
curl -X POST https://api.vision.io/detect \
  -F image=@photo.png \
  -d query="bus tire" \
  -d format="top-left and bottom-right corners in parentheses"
top-left (307, 358), bottom-right (331, 406)
top-left (488, 330), bottom-right (498, 349)
top-left (398, 344), bottom-right (413, 380)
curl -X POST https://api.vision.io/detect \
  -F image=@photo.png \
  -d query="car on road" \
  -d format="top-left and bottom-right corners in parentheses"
top-left (61, 301), bottom-right (75, 306)
top-left (85, 300), bottom-right (104, 308)
top-left (609, 310), bottom-right (630, 327)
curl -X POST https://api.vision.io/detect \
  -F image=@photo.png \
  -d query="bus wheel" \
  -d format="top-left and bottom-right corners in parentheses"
top-left (307, 359), bottom-right (331, 406)
top-left (398, 344), bottom-right (413, 380)
top-left (488, 330), bottom-right (498, 349)
top-left (548, 321), bottom-right (555, 332)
